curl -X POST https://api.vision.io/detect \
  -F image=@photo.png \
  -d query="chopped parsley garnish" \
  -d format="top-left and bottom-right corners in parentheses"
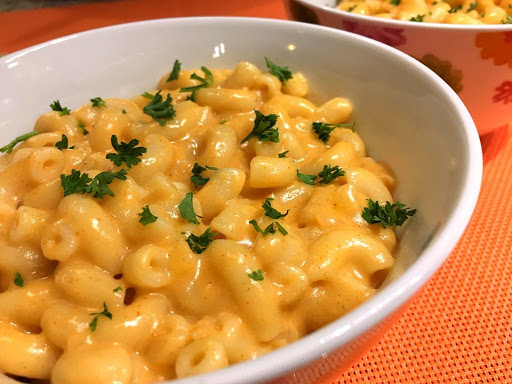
top-left (77, 120), bottom-right (89, 135)
top-left (179, 192), bottom-right (202, 224)
top-left (274, 221), bottom-right (288, 235)
top-left (390, 0), bottom-right (401, 5)
top-left (13, 272), bottom-right (23, 287)
top-left (219, 119), bottom-right (226, 125)
top-left (248, 269), bottom-right (264, 281)
top-left (410, 14), bottom-right (425, 21)
top-left (347, 5), bottom-right (357, 11)
top-left (432, 1), bottom-right (438, 4)
top-left (262, 198), bottom-right (289, 219)
top-left (167, 59), bottom-right (182, 82)
top-left (143, 90), bottom-right (176, 126)
top-left (191, 163), bottom-right (218, 188)
top-left (241, 110), bottom-right (279, 144)
top-left (278, 151), bottom-right (289, 158)
top-left (60, 169), bottom-right (127, 199)
top-left (0, 131), bottom-right (38, 154)
top-left (90, 97), bottom-right (106, 108)
top-left (502, 14), bottom-right (512, 23)
top-left (55, 134), bottom-right (74, 150)
top-left (184, 228), bottom-right (215, 254)
top-left (50, 100), bottom-right (71, 116)
top-left (113, 286), bottom-right (123, 292)
top-left (448, 4), bottom-right (462, 12)
top-left (89, 302), bottom-right (112, 332)
top-left (318, 165), bottom-right (345, 184)
top-left (466, 2), bottom-right (477, 11)
top-left (138, 205), bottom-right (158, 225)
top-left (106, 135), bottom-right (147, 168)
top-left (141, 92), bottom-right (155, 99)
top-left (265, 57), bottom-right (293, 83)
top-left (296, 170), bottom-right (317, 185)
top-left (180, 66), bottom-right (214, 93)
top-left (122, 109), bottom-right (127, 114)
top-left (312, 122), bottom-right (355, 143)
top-left (362, 199), bottom-right (416, 228)
top-left (249, 220), bottom-right (275, 236)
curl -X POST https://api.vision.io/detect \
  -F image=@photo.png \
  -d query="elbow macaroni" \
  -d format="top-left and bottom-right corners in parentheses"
top-left (0, 61), bottom-right (401, 382)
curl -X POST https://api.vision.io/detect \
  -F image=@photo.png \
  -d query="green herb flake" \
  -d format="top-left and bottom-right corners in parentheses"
top-left (274, 221), bottom-right (288, 235)
top-left (141, 92), bottom-right (155, 99)
top-left (13, 272), bottom-right (23, 287)
top-left (84, 169), bottom-right (128, 199)
top-left (179, 192), bottom-right (202, 224)
top-left (138, 205), bottom-right (158, 226)
top-left (106, 135), bottom-right (147, 168)
top-left (318, 165), bottom-right (345, 184)
top-left (248, 269), bottom-right (264, 281)
top-left (167, 59), bottom-right (182, 82)
top-left (312, 122), bottom-right (355, 143)
top-left (448, 4), bottom-right (462, 12)
top-left (262, 198), bottom-right (289, 219)
top-left (390, 0), bottom-right (401, 5)
top-left (183, 228), bottom-right (215, 254)
top-left (0, 131), bottom-right (38, 154)
top-left (55, 134), bottom-right (74, 150)
top-left (219, 118), bottom-right (226, 125)
top-left (77, 120), bottom-right (89, 135)
top-left (502, 14), bottom-right (512, 23)
top-left (89, 302), bottom-right (112, 332)
top-left (297, 170), bottom-right (317, 185)
top-left (122, 109), bottom-right (127, 114)
top-left (265, 57), bottom-right (293, 83)
top-left (90, 97), bottom-right (106, 108)
top-left (180, 66), bottom-right (214, 93)
top-left (60, 169), bottom-right (92, 196)
top-left (191, 163), bottom-right (218, 188)
top-left (241, 110), bottom-right (279, 144)
top-left (143, 90), bottom-right (176, 126)
top-left (50, 100), bottom-right (71, 116)
top-left (410, 14), bottom-right (426, 21)
top-left (347, 5), bottom-right (357, 11)
top-left (278, 151), bottom-right (289, 158)
top-left (466, 2), bottom-right (477, 11)
top-left (113, 286), bottom-right (123, 292)
top-left (362, 199), bottom-right (416, 228)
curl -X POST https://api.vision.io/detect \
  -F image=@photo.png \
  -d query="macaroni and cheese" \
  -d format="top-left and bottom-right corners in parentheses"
top-left (336, 0), bottom-right (512, 24)
top-left (0, 60), bottom-right (415, 383)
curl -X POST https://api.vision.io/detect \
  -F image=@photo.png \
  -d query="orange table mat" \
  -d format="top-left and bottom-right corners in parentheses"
top-left (2, 1), bottom-right (512, 382)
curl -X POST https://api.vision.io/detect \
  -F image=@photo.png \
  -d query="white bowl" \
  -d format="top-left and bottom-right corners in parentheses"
top-left (285, 0), bottom-right (512, 136)
top-left (0, 17), bottom-right (482, 384)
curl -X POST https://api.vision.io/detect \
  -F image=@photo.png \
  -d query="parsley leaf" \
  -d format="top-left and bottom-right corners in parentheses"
top-left (347, 5), bottom-right (357, 11)
top-left (77, 120), bottom-right (89, 135)
top-left (113, 286), bottom-right (123, 292)
top-left (390, 0), bottom-right (401, 5)
top-left (265, 57), bottom-right (293, 83)
top-left (262, 198), bottom-right (289, 219)
top-left (410, 14), bottom-right (425, 21)
top-left (180, 66), bottom-right (214, 93)
top-left (275, 221), bottom-right (288, 235)
top-left (0, 131), bottom-right (38, 154)
top-left (122, 109), bottom-right (127, 114)
top-left (167, 59), bottom-right (182, 82)
top-left (278, 151), bottom-right (289, 158)
top-left (13, 272), bottom-right (23, 287)
top-left (448, 4), bottom-right (462, 12)
top-left (297, 170), bottom-right (317, 185)
top-left (89, 302), bottom-right (112, 332)
top-left (241, 110), bottom-right (279, 144)
top-left (248, 269), bottom-right (264, 281)
top-left (106, 135), bottom-right (147, 168)
top-left (142, 92), bottom-right (155, 99)
top-left (179, 192), bottom-right (202, 224)
top-left (138, 205), bottom-right (158, 225)
top-left (249, 220), bottom-right (278, 236)
top-left (219, 118), bottom-right (226, 125)
top-left (55, 134), bottom-right (73, 150)
top-left (361, 199), bottom-right (416, 228)
top-left (191, 163), bottom-right (218, 188)
top-left (317, 165), bottom-right (345, 184)
top-left (90, 97), bottom-right (106, 108)
top-left (84, 169), bottom-right (128, 199)
top-left (143, 90), bottom-right (176, 126)
top-left (466, 1), bottom-right (477, 11)
top-left (186, 90), bottom-right (196, 102)
top-left (502, 14), bottom-right (512, 23)
top-left (50, 100), bottom-right (71, 116)
top-left (184, 228), bottom-right (215, 254)
top-left (312, 122), bottom-right (355, 143)
top-left (61, 169), bottom-right (92, 196)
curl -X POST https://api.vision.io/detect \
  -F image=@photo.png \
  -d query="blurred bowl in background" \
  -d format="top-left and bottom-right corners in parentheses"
top-left (285, 0), bottom-right (512, 136)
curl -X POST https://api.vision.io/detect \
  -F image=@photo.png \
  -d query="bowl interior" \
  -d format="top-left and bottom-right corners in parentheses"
top-left (0, 18), bottom-right (479, 384)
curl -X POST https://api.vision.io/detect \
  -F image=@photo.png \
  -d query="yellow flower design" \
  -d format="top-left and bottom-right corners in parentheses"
top-left (475, 32), bottom-right (512, 68)
top-left (418, 54), bottom-right (463, 94)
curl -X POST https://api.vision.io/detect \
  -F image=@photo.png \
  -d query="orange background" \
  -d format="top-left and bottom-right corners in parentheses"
top-left (2, 0), bottom-right (512, 382)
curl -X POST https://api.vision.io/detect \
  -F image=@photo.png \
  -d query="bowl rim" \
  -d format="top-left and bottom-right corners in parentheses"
top-left (1, 16), bottom-right (483, 384)
top-left (290, 0), bottom-right (512, 30)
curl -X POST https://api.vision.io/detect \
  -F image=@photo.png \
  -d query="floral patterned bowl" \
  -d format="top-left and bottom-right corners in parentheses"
top-left (285, 0), bottom-right (512, 135)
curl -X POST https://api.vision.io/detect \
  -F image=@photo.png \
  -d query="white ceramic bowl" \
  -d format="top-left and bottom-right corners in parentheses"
top-left (285, 0), bottom-right (512, 136)
top-left (0, 17), bottom-right (482, 384)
